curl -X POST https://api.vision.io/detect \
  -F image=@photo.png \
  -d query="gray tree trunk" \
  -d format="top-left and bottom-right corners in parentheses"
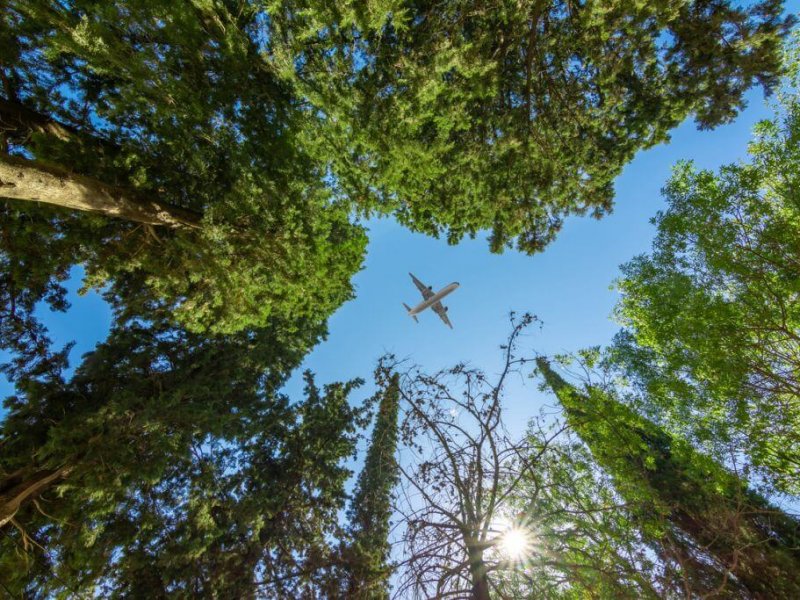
top-left (0, 154), bottom-right (202, 228)
top-left (467, 544), bottom-right (491, 600)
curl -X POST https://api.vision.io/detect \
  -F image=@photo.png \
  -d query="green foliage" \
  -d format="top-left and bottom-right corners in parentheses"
top-left (343, 370), bottom-right (401, 599)
top-left (271, 0), bottom-right (793, 253)
top-left (0, 311), bottom-right (368, 596)
top-left (1, 2), bottom-right (798, 596)
top-left (1, 0), bottom-right (793, 336)
top-left (612, 50), bottom-right (800, 494)
top-left (0, 202), bottom-right (90, 381)
top-left (498, 429), bottom-right (660, 599)
top-left (537, 357), bottom-right (800, 598)
top-left (3, 0), bottom-right (366, 335)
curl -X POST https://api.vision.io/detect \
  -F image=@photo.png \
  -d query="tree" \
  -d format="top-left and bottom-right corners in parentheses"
top-left (612, 42), bottom-right (800, 494)
top-left (498, 433), bottom-right (661, 599)
top-left (0, 3), bottom-right (368, 593)
top-left (0, 314), bottom-right (370, 597)
top-left (391, 314), bottom-right (565, 599)
top-left (100, 372), bottom-right (369, 599)
top-left (537, 355), bottom-right (800, 598)
top-left (1, 0), bottom-right (367, 335)
top-left (342, 368), bottom-right (401, 599)
top-left (390, 316), bottom-right (669, 599)
top-left (272, 0), bottom-right (794, 253)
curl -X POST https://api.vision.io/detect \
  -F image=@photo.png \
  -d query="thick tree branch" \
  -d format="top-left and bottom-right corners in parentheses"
top-left (0, 466), bottom-right (74, 528)
top-left (0, 97), bottom-right (89, 144)
top-left (0, 154), bottom-right (202, 228)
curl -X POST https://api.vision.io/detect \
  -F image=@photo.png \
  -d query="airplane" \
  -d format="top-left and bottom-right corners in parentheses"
top-left (403, 273), bottom-right (459, 329)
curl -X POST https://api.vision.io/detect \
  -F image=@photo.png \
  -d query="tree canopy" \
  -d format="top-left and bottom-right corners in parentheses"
top-left (273, 0), bottom-right (794, 252)
top-left (2, 0), bottom-right (367, 335)
top-left (537, 354), bottom-right (800, 598)
top-left (0, 306), bottom-right (370, 596)
top-left (612, 50), bottom-right (800, 494)
top-left (3, 2), bottom-right (800, 597)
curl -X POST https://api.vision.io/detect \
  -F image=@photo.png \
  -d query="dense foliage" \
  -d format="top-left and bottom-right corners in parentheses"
top-left (273, 0), bottom-right (793, 252)
top-left (2, 2), bottom-right (800, 597)
top-left (499, 431), bottom-right (659, 599)
top-left (613, 56), bottom-right (800, 495)
top-left (341, 370), bottom-right (401, 599)
top-left (2, 0), bottom-right (367, 335)
top-left (537, 355), bottom-right (800, 598)
top-left (0, 303), bottom-right (369, 596)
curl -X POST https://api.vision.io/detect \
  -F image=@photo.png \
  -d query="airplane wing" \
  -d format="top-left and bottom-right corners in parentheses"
top-left (410, 272), bottom-right (434, 300)
top-left (432, 301), bottom-right (453, 329)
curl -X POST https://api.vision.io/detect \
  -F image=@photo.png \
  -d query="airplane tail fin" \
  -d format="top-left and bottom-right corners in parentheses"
top-left (403, 303), bottom-right (419, 323)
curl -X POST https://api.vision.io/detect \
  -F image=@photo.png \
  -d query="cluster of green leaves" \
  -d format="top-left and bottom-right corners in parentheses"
top-left (537, 356), bottom-right (800, 598)
top-left (271, 0), bottom-right (793, 253)
top-left (497, 428), bottom-right (660, 599)
top-left (3, 0), bottom-right (367, 335)
top-left (1, 0), bottom-right (793, 335)
top-left (0, 303), bottom-right (370, 596)
top-left (612, 49), bottom-right (800, 495)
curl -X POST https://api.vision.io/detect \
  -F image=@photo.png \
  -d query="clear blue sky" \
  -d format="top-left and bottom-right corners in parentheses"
top-left (1, 40), bottom-right (797, 436)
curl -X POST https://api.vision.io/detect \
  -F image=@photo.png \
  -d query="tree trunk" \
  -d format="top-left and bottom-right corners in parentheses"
top-left (0, 154), bottom-right (202, 228)
top-left (467, 544), bottom-right (491, 600)
top-left (0, 465), bottom-right (74, 528)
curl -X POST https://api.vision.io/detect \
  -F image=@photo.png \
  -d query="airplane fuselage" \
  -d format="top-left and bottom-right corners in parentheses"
top-left (408, 282), bottom-right (460, 315)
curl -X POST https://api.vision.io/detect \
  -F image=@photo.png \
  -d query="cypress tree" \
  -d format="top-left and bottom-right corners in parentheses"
top-left (536, 357), bottom-right (800, 598)
top-left (344, 372), bottom-right (401, 599)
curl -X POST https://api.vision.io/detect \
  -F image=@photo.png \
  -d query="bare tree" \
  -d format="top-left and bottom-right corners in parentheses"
top-left (390, 313), bottom-right (566, 599)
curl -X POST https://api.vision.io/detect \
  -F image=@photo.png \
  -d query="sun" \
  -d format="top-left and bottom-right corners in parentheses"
top-left (499, 526), bottom-right (531, 561)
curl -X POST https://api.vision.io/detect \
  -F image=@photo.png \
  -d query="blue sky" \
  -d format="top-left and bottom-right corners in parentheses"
top-left (1, 40), bottom-right (796, 435)
top-left (278, 81), bottom-right (793, 431)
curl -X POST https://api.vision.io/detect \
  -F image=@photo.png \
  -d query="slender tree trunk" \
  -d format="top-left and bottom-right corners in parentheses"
top-left (0, 466), bottom-right (74, 527)
top-left (0, 154), bottom-right (202, 228)
top-left (467, 544), bottom-right (491, 600)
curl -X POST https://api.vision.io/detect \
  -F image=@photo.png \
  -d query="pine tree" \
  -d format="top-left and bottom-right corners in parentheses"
top-left (537, 357), bottom-right (800, 598)
top-left (343, 371), bottom-right (401, 599)
top-left (0, 311), bottom-right (369, 596)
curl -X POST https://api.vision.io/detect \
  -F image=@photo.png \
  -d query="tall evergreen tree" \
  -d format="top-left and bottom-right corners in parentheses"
top-left (0, 310), bottom-right (369, 596)
top-left (537, 357), bottom-right (800, 598)
top-left (343, 369), bottom-right (401, 599)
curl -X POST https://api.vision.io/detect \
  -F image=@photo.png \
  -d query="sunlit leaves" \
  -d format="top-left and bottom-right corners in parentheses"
top-left (613, 66), bottom-right (800, 494)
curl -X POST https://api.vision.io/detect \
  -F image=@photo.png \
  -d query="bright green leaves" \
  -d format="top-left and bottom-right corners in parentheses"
top-left (613, 83), bottom-right (800, 493)
top-left (4, 0), bottom-right (368, 335)
top-left (537, 358), bottom-right (800, 598)
top-left (2, 0), bottom-right (793, 339)
top-left (272, 0), bottom-right (793, 254)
